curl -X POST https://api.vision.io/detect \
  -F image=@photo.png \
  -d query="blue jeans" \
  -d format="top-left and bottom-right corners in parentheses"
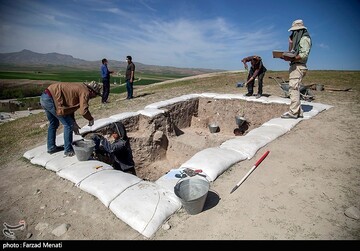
top-left (40, 92), bottom-right (74, 153)
top-left (126, 80), bottom-right (133, 98)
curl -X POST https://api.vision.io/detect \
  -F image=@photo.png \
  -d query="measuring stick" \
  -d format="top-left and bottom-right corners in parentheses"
top-left (230, 150), bottom-right (270, 194)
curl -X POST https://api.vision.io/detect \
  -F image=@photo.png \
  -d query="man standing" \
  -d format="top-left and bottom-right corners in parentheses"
top-left (125, 55), bottom-right (135, 99)
top-left (281, 19), bottom-right (312, 119)
top-left (100, 58), bottom-right (113, 104)
top-left (40, 81), bottom-right (101, 156)
top-left (241, 55), bottom-right (267, 98)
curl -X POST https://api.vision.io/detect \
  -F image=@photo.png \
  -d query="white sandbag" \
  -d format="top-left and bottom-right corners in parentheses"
top-left (80, 117), bottom-right (117, 135)
top-left (46, 156), bottom-right (80, 172)
top-left (180, 147), bottom-right (247, 181)
top-left (109, 181), bottom-right (181, 238)
top-left (199, 93), bottom-right (218, 98)
top-left (79, 170), bottom-right (142, 207)
top-left (138, 108), bottom-right (165, 117)
top-left (179, 94), bottom-right (200, 100)
top-left (310, 102), bottom-right (333, 111)
top-left (245, 124), bottom-right (288, 141)
top-left (153, 93), bottom-right (199, 106)
top-left (212, 94), bottom-right (234, 100)
top-left (23, 144), bottom-right (47, 160)
top-left (220, 134), bottom-right (271, 160)
top-left (300, 102), bottom-right (332, 120)
top-left (213, 93), bottom-right (271, 104)
top-left (57, 160), bottom-right (113, 185)
top-left (155, 169), bottom-right (189, 192)
top-left (110, 111), bottom-right (140, 121)
top-left (145, 96), bottom-right (190, 109)
top-left (303, 109), bottom-right (320, 119)
top-left (221, 93), bottom-right (248, 101)
top-left (263, 117), bottom-right (300, 132)
top-left (53, 133), bottom-right (83, 147)
top-left (23, 135), bottom-right (81, 160)
top-left (266, 96), bottom-right (291, 105)
top-left (30, 151), bottom-right (64, 167)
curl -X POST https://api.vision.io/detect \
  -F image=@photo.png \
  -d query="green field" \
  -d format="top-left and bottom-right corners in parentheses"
top-left (0, 70), bottom-right (186, 99)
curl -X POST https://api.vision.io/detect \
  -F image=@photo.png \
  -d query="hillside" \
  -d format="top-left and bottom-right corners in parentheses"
top-left (0, 49), bottom-right (223, 75)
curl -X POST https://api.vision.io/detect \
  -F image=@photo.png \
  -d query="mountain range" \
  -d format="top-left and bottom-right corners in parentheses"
top-left (0, 49), bottom-right (221, 75)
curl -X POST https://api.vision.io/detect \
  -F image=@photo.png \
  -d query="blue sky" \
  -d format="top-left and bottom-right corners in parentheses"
top-left (0, 0), bottom-right (359, 71)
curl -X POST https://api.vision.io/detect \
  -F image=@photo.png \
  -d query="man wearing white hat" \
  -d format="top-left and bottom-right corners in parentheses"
top-left (281, 19), bottom-right (312, 119)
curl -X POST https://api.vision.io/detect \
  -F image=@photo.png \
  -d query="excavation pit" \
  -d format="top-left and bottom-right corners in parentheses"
top-left (86, 97), bottom-right (288, 181)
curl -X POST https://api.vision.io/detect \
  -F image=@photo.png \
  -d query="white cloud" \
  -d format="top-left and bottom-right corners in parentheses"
top-left (318, 43), bottom-right (329, 49)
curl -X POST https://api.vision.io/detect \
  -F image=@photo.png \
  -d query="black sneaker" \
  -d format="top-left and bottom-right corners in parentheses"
top-left (244, 93), bottom-right (253, 97)
top-left (47, 146), bottom-right (64, 154)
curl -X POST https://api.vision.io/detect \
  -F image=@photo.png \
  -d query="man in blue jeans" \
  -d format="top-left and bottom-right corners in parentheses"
top-left (40, 81), bottom-right (101, 156)
top-left (125, 55), bottom-right (135, 99)
top-left (100, 58), bottom-right (113, 104)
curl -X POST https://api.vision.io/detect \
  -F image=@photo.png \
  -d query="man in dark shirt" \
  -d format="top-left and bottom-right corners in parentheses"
top-left (92, 122), bottom-right (136, 175)
top-left (125, 55), bottom-right (135, 99)
top-left (241, 55), bottom-right (267, 98)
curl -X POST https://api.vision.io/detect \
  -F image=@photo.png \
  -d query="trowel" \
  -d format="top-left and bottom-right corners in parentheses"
top-left (183, 168), bottom-right (204, 177)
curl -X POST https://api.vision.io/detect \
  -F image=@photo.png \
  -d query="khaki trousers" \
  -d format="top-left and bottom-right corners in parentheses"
top-left (288, 64), bottom-right (308, 116)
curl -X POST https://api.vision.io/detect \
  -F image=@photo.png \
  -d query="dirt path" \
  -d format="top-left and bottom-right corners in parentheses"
top-left (0, 72), bottom-right (359, 240)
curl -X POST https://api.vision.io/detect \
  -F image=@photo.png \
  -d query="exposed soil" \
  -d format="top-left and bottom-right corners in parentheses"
top-left (0, 72), bottom-right (359, 241)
